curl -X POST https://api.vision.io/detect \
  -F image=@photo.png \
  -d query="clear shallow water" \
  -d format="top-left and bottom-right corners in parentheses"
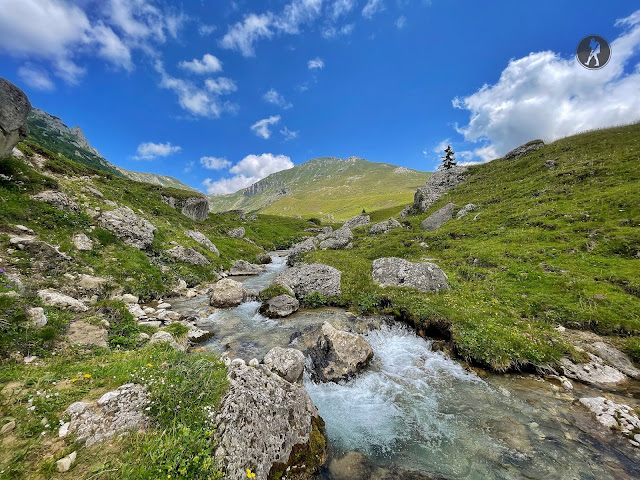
top-left (172, 253), bottom-right (640, 480)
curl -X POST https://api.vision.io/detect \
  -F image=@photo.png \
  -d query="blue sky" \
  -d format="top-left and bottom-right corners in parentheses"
top-left (1, 1), bottom-right (639, 194)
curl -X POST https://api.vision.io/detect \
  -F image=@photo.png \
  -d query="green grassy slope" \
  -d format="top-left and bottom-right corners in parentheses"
top-left (0, 139), bottom-right (313, 478)
top-left (303, 124), bottom-right (640, 370)
top-left (208, 156), bottom-right (430, 221)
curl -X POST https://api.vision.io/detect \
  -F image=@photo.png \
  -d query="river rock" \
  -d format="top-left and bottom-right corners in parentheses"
top-left (227, 227), bottom-right (245, 239)
top-left (503, 139), bottom-right (544, 161)
top-left (73, 232), bottom-right (94, 251)
top-left (421, 202), bottom-right (455, 231)
top-left (56, 451), bottom-right (77, 473)
top-left (98, 207), bottom-right (156, 249)
top-left (188, 326), bottom-right (215, 343)
top-left (287, 237), bottom-right (318, 266)
top-left (307, 322), bottom-right (374, 383)
top-left (214, 359), bottom-right (326, 480)
top-left (343, 215), bottom-right (370, 229)
top-left (166, 245), bottom-right (210, 266)
top-left (402, 166), bottom-right (467, 217)
top-left (0, 78), bottom-right (31, 158)
top-left (588, 342), bottom-right (640, 379)
top-left (149, 331), bottom-right (186, 352)
top-left (37, 289), bottom-right (88, 312)
top-left (26, 307), bottom-right (47, 327)
top-left (372, 257), bottom-right (449, 292)
top-left (319, 236), bottom-right (352, 250)
top-left (65, 383), bottom-right (149, 446)
top-left (275, 263), bottom-right (342, 298)
top-left (456, 203), bottom-right (476, 219)
top-left (77, 274), bottom-right (108, 292)
top-left (9, 236), bottom-right (71, 262)
top-left (209, 278), bottom-right (248, 308)
top-left (260, 294), bottom-right (299, 318)
top-left (229, 259), bottom-right (265, 275)
top-left (559, 353), bottom-right (627, 386)
top-left (185, 230), bottom-right (219, 255)
top-left (579, 397), bottom-right (640, 440)
top-left (67, 321), bottom-right (108, 349)
top-left (263, 347), bottom-right (306, 383)
top-left (369, 217), bottom-right (402, 235)
top-left (161, 195), bottom-right (210, 221)
top-left (30, 190), bottom-right (79, 212)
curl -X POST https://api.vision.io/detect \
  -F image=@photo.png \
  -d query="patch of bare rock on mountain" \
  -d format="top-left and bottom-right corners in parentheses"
top-left (402, 166), bottom-right (468, 217)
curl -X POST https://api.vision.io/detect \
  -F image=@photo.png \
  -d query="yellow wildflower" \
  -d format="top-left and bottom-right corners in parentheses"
top-left (71, 378), bottom-right (78, 382)
top-left (146, 363), bottom-right (153, 367)
top-left (246, 468), bottom-right (256, 479)
top-left (84, 374), bottom-right (91, 378)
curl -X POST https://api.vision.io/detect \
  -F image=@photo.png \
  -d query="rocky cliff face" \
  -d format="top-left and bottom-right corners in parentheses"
top-left (161, 194), bottom-right (209, 221)
top-left (0, 78), bottom-right (31, 158)
top-left (243, 178), bottom-right (288, 197)
top-left (402, 166), bottom-right (468, 217)
top-left (30, 109), bottom-right (101, 157)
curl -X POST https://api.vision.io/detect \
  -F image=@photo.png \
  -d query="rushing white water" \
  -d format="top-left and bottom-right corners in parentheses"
top-left (305, 324), bottom-right (638, 480)
top-left (171, 254), bottom-right (640, 480)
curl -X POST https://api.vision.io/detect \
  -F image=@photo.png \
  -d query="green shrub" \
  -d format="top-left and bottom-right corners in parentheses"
top-left (164, 322), bottom-right (189, 338)
top-left (308, 217), bottom-right (321, 225)
top-left (622, 337), bottom-right (640, 363)
top-left (301, 291), bottom-right (330, 308)
top-left (98, 299), bottom-right (141, 349)
top-left (259, 284), bottom-right (294, 301)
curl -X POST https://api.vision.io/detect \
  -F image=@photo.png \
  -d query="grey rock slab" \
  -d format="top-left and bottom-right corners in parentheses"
top-left (421, 202), bottom-right (455, 231)
top-left (372, 257), bottom-right (449, 292)
top-left (263, 347), bottom-right (306, 383)
top-left (259, 294), bottom-right (299, 318)
top-left (275, 263), bottom-right (342, 298)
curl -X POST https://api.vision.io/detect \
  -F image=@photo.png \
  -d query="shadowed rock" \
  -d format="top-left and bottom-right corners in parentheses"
top-left (260, 294), bottom-right (299, 318)
top-left (166, 245), bottom-right (210, 266)
top-left (421, 202), bottom-right (455, 231)
top-left (343, 214), bottom-right (370, 229)
top-left (402, 166), bottom-right (467, 217)
top-left (215, 358), bottom-right (326, 480)
top-left (30, 190), bottom-right (79, 212)
top-left (161, 195), bottom-right (209, 221)
top-left (0, 78), bottom-right (31, 158)
top-left (229, 259), bottom-right (265, 275)
top-left (503, 139), bottom-right (544, 161)
top-left (185, 230), bottom-right (219, 255)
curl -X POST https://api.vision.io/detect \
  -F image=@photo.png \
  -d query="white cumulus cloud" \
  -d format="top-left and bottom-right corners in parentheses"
top-left (263, 88), bottom-right (293, 109)
top-left (0, 0), bottom-right (186, 87)
top-left (308, 57), bottom-right (324, 69)
top-left (219, 0), bottom-right (324, 57)
top-left (230, 153), bottom-right (294, 178)
top-left (454, 9), bottom-right (640, 158)
top-left (179, 54), bottom-right (223, 74)
top-left (18, 64), bottom-right (55, 91)
top-left (204, 153), bottom-right (294, 194)
top-left (362, 0), bottom-right (384, 19)
top-left (155, 61), bottom-right (237, 118)
top-left (200, 156), bottom-right (232, 170)
top-left (250, 115), bottom-right (281, 139)
top-left (134, 141), bottom-right (181, 160)
top-left (281, 126), bottom-right (299, 141)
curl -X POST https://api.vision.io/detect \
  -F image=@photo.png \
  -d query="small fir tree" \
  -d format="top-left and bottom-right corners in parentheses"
top-left (441, 145), bottom-right (457, 170)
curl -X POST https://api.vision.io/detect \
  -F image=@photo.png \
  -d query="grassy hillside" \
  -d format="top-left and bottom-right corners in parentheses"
top-left (301, 124), bottom-right (640, 370)
top-left (27, 109), bottom-right (196, 192)
top-left (0, 137), bottom-right (313, 478)
top-left (208, 156), bottom-right (430, 221)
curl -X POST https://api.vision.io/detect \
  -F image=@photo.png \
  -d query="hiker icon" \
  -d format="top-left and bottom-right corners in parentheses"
top-left (576, 35), bottom-right (611, 70)
top-left (585, 38), bottom-right (601, 67)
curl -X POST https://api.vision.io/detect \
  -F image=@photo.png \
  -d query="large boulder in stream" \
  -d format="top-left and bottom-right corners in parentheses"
top-left (263, 347), bottom-right (306, 383)
top-left (229, 260), bottom-right (265, 276)
top-left (259, 294), bottom-right (299, 318)
top-left (275, 263), bottom-right (342, 298)
top-left (307, 322), bottom-right (374, 383)
top-left (215, 358), bottom-right (326, 480)
top-left (209, 278), bottom-right (248, 308)
top-left (372, 257), bottom-right (449, 292)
